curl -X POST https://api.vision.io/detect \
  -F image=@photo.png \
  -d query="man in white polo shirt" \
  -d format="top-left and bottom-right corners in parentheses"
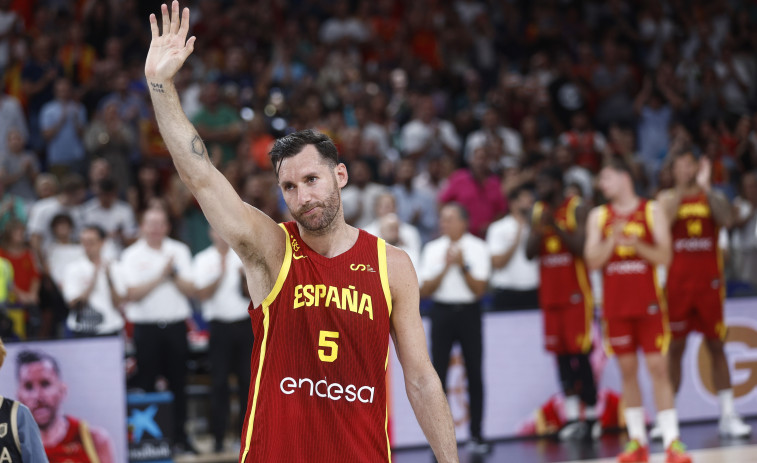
top-left (192, 228), bottom-right (252, 453)
top-left (62, 225), bottom-right (124, 337)
top-left (419, 203), bottom-right (491, 454)
top-left (119, 207), bottom-right (196, 454)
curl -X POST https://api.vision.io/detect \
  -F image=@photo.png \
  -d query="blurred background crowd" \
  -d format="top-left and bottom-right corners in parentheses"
top-left (2, 0), bottom-right (757, 452)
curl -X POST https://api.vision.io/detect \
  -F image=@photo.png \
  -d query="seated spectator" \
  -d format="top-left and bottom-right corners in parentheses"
top-left (44, 213), bottom-right (84, 289)
top-left (62, 225), bottom-right (124, 337)
top-left (0, 173), bottom-right (28, 232)
top-left (0, 128), bottom-right (38, 204)
top-left (192, 82), bottom-right (243, 165)
top-left (40, 78), bottom-right (87, 177)
top-left (0, 88), bottom-right (28, 160)
top-left (438, 146), bottom-right (507, 238)
top-left (486, 186), bottom-right (539, 310)
top-left (81, 178), bottom-right (138, 256)
top-left (341, 159), bottom-right (386, 229)
top-left (27, 173), bottom-right (85, 264)
top-left (84, 102), bottom-right (137, 193)
top-left (0, 220), bottom-right (39, 339)
top-left (364, 192), bottom-right (421, 270)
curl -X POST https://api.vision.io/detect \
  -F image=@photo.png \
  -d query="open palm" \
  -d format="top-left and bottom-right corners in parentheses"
top-left (145, 1), bottom-right (195, 82)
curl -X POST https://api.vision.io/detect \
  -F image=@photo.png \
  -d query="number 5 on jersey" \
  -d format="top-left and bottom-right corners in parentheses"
top-left (318, 330), bottom-right (339, 362)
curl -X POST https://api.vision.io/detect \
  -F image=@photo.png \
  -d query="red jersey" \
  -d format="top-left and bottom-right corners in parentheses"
top-left (533, 196), bottom-right (593, 308)
top-left (668, 193), bottom-right (722, 289)
top-left (45, 416), bottom-right (99, 463)
top-left (599, 200), bottom-right (665, 319)
top-left (0, 249), bottom-right (39, 294)
top-left (240, 222), bottom-right (392, 462)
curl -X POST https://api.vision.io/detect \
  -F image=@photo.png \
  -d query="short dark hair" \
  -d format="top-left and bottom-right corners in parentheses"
top-left (269, 129), bottom-right (339, 178)
top-left (16, 350), bottom-right (60, 380)
top-left (81, 224), bottom-right (106, 240)
top-left (603, 157), bottom-right (635, 181)
top-left (442, 202), bottom-right (469, 222)
top-left (508, 184), bottom-right (533, 202)
top-left (50, 213), bottom-right (73, 231)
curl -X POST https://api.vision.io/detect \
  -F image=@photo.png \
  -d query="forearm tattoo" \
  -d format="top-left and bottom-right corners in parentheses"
top-left (190, 135), bottom-right (206, 158)
top-left (149, 82), bottom-right (165, 93)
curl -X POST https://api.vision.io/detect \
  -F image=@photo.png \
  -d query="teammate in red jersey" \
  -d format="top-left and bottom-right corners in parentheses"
top-left (526, 167), bottom-right (599, 441)
top-left (144, 3), bottom-right (458, 462)
top-left (585, 159), bottom-right (690, 463)
top-left (656, 151), bottom-right (751, 439)
top-left (16, 350), bottom-right (114, 463)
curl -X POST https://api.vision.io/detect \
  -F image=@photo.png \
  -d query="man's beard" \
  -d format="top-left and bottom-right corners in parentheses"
top-left (290, 185), bottom-right (341, 235)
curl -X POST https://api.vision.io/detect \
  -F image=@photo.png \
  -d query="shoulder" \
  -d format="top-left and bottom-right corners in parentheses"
top-left (165, 238), bottom-right (191, 254)
top-left (463, 233), bottom-right (488, 250)
top-left (193, 247), bottom-right (214, 262)
top-left (385, 244), bottom-right (417, 289)
top-left (120, 240), bottom-right (144, 260)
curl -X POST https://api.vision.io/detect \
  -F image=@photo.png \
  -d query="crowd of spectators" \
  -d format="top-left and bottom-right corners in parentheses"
top-left (2, 0), bottom-right (757, 451)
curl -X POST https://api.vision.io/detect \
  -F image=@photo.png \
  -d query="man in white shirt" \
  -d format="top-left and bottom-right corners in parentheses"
top-left (27, 173), bottom-right (85, 262)
top-left (419, 203), bottom-right (491, 454)
top-left (81, 178), bottom-right (139, 257)
top-left (400, 95), bottom-right (461, 164)
top-left (62, 225), bottom-right (123, 337)
top-left (464, 107), bottom-right (523, 161)
top-left (118, 207), bottom-right (196, 453)
top-left (364, 192), bottom-right (421, 270)
top-left (486, 186), bottom-right (540, 310)
top-left (192, 228), bottom-right (252, 453)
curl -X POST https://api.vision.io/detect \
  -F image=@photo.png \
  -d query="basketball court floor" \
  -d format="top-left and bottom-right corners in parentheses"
top-left (392, 417), bottom-right (757, 463)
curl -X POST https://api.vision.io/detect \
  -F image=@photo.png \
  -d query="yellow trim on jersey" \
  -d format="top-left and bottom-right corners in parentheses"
top-left (79, 420), bottom-right (101, 463)
top-left (377, 238), bottom-right (393, 318)
top-left (566, 197), bottom-right (581, 231)
top-left (651, 266), bottom-right (671, 355)
top-left (597, 205), bottom-right (608, 230)
top-left (601, 319), bottom-right (614, 356)
top-left (241, 224), bottom-right (293, 462)
top-left (9, 399), bottom-right (21, 456)
top-left (377, 238), bottom-right (393, 462)
top-left (532, 202), bottom-right (544, 227)
top-left (645, 200), bottom-right (655, 229)
top-left (574, 259), bottom-right (594, 353)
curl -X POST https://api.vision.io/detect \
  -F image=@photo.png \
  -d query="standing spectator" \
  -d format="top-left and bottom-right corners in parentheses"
top-left (0, 178), bottom-right (27, 231)
top-left (592, 40), bottom-right (636, 130)
top-left (390, 158), bottom-right (438, 243)
top-left (732, 171), bottom-right (757, 289)
top-left (419, 203), bottom-right (491, 454)
top-left (0, 0), bottom-right (21, 74)
top-left (464, 107), bottom-right (523, 161)
top-left (192, 229), bottom-right (252, 453)
top-left (0, 220), bottom-right (39, 339)
top-left (84, 102), bottom-right (137, 193)
top-left (81, 178), bottom-right (139, 256)
top-left (21, 35), bottom-right (62, 153)
top-left (40, 78), bottom-right (87, 176)
top-left (62, 225), bottom-right (123, 337)
top-left (341, 159), bottom-right (386, 229)
top-left (0, 87), bottom-right (28, 158)
top-left (44, 213), bottom-right (84, 289)
top-left (192, 82), bottom-right (243, 165)
top-left (400, 94), bottom-right (461, 165)
top-left (364, 192), bottom-right (422, 270)
top-left (487, 185), bottom-right (539, 310)
top-left (438, 147), bottom-right (507, 238)
top-left (1, 128), bottom-right (38, 203)
top-left (118, 208), bottom-right (196, 454)
top-left (98, 71), bottom-right (148, 163)
top-left (558, 111), bottom-right (611, 174)
top-left (27, 173), bottom-right (85, 263)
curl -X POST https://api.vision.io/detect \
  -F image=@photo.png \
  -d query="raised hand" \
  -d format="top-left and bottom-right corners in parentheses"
top-left (696, 157), bottom-right (712, 193)
top-left (145, 1), bottom-right (195, 84)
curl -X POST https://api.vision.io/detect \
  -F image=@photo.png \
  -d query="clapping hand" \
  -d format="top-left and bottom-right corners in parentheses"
top-left (696, 157), bottom-right (712, 193)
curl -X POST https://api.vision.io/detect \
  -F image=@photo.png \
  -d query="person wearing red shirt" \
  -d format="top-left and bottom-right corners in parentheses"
top-left (0, 220), bottom-right (39, 339)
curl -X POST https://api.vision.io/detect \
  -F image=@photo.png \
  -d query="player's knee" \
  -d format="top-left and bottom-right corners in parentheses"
top-left (705, 338), bottom-right (726, 357)
top-left (645, 357), bottom-right (668, 380)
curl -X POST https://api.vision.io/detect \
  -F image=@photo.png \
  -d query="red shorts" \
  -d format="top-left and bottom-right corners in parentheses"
top-left (667, 282), bottom-right (725, 340)
top-left (602, 312), bottom-right (669, 356)
top-left (543, 299), bottom-right (593, 355)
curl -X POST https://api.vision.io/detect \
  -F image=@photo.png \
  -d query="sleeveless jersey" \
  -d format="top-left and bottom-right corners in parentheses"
top-left (532, 196), bottom-right (593, 308)
top-left (668, 193), bottom-right (722, 289)
top-left (599, 200), bottom-right (665, 319)
top-left (240, 222), bottom-right (393, 463)
top-left (45, 416), bottom-right (100, 463)
top-left (0, 397), bottom-right (22, 463)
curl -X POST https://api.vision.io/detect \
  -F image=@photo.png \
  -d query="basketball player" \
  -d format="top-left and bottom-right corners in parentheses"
top-left (526, 167), bottom-right (599, 440)
top-left (16, 350), bottom-right (114, 463)
top-left (145, 3), bottom-right (458, 462)
top-left (585, 159), bottom-right (691, 463)
top-left (0, 339), bottom-right (48, 463)
top-left (655, 151), bottom-right (751, 438)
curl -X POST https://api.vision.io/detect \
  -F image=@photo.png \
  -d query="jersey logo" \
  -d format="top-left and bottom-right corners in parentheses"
top-left (350, 263), bottom-right (376, 272)
top-left (687, 219), bottom-right (703, 237)
top-left (546, 236), bottom-right (561, 254)
top-left (293, 254), bottom-right (308, 260)
top-left (291, 237), bottom-right (307, 259)
top-left (0, 423), bottom-right (6, 438)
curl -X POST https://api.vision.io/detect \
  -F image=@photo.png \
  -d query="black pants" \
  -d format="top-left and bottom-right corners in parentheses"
top-left (430, 301), bottom-right (484, 438)
top-left (491, 288), bottom-right (539, 311)
top-left (133, 321), bottom-right (189, 443)
top-left (208, 319), bottom-right (253, 448)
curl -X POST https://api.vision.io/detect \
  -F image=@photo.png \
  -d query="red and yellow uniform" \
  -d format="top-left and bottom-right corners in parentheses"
top-left (45, 416), bottom-right (100, 463)
top-left (599, 200), bottom-right (669, 356)
top-left (240, 222), bottom-right (393, 462)
top-left (667, 193), bottom-right (725, 340)
top-left (533, 196), bottom-right (593, 354)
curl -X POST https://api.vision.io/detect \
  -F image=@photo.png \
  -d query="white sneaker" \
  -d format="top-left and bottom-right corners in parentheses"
top-left (590, 420), bottom-right (602, 440)
top-left (558, 421), bottom-right (587, 441)
top-left (649, 423), bottom-right (663, 441)
top-left (719, 414), bottom-right (752, 438)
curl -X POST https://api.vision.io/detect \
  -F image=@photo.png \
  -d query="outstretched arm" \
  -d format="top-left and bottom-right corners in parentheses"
top-left (144, 2), bottom-right (283, 273)
top-left (388, 246), bottom-right (459, 463)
